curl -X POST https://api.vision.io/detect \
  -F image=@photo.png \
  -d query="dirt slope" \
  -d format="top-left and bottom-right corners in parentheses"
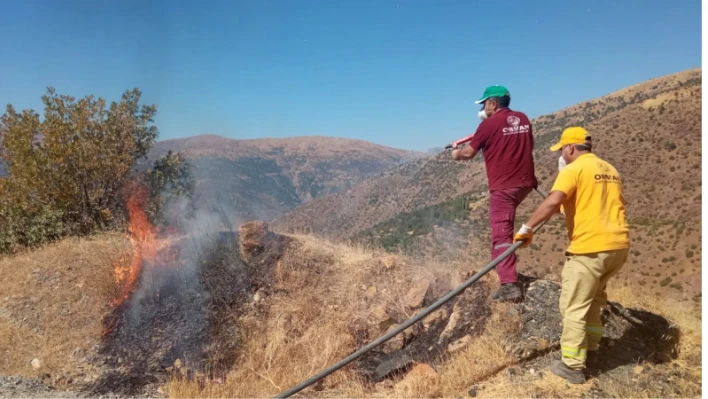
top-left (144, 135), bottom-right (423, 225)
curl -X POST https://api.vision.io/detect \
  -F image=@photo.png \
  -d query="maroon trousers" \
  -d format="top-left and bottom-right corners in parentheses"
top-left (489, 186), bottom-right (534, 284)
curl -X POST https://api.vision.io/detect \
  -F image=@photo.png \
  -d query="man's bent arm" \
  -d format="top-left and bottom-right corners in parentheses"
top-left (524, 190), bottom-right (566, 229)
top-left (452, 144), bottom-right (478, 161)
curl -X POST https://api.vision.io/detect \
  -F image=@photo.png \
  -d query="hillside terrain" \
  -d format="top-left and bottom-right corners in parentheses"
top-left (0, 224), bottom-right (700, 398)
top-left (271, 68), bottom-right (703, 300)
top-left (144, 135), bottom-right (422, 225)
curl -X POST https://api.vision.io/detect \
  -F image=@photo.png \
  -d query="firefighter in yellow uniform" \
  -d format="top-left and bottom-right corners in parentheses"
top-left (513, 126), bottom-right (630, 384)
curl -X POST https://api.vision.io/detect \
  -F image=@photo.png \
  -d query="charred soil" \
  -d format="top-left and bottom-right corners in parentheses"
top-left (88, 232), bottom-right (249, 396)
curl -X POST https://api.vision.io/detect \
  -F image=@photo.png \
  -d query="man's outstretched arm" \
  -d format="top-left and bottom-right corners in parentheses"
top-left (525, 190), bottom-right (566, 228)
top-left (513, 190), bottom-right (566, 247)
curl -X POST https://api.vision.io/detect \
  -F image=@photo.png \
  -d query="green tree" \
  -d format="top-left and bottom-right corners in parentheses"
top-left (0, 87), bottom-right (163, 253)
top-left (143, 150), bottom-right (195, 228)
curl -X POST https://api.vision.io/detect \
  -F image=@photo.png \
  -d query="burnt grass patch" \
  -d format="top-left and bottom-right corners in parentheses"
top-left (88, 232), bottom-right (249, 396)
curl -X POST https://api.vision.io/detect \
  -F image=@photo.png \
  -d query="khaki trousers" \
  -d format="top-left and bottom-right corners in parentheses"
top-left (559, 248), bottom-right (629, 369)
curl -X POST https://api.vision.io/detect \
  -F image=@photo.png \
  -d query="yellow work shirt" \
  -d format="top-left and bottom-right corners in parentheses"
top-left (551, 153), bottom-right (629, 254)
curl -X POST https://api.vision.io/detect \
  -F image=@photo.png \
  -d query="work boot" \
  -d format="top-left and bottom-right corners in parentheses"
top-left (550, 359), bottom-right (586, 384)
top-left (491, 283), bottom-right (522, 302)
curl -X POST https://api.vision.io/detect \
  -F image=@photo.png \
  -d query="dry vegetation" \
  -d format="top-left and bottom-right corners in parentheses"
top-left (0, 227), bottom-right (700, 398)
top-left (0, 233), bottom-right (128, 379)
top-left (165, 233), bottom-right (702, 398)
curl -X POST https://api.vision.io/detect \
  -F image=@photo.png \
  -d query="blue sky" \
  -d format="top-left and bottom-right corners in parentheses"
top-left (0, 0), bottom-right (701, 151)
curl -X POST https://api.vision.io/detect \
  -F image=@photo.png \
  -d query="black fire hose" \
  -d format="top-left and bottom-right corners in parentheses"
top-left (274, 188), bottom-right (551, 398)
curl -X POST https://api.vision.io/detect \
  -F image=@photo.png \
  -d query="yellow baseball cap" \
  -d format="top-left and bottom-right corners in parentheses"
top-left (549, 127), bottom-right (591, 151)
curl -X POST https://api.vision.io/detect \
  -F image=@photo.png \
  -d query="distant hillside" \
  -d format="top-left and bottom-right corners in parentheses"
top-left (272, 68), bottom-right (702, 299)
top-left (144, 135), bottom-right (423, 225)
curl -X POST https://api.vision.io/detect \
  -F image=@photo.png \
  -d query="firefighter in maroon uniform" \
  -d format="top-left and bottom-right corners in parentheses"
top-left (451, 85), bottom-right (538, 301)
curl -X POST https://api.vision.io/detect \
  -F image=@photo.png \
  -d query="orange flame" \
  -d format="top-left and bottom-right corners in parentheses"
top-left (113, 186), bottom-right (157, 306)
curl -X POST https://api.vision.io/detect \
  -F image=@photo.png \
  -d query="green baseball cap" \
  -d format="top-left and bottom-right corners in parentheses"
top-left (475, 85), bottom-right (510, 104)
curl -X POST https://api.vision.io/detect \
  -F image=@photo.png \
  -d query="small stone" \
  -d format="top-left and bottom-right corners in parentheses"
top-left (31, 358), bottom-right (41, 370)
top-left (439, 303), bottom-right (462, 341)
top-left (253, 292), bottom-right (261, 302)
top-left (366, 286), bottom-right (377, 297)
top-left (404, 278), bottom-right (430, 309)
top-left (174, 359), bottom-right (182, 369)
top-left (382, 326), bottom-right (405, 352)
top-left (369, 305), bottom-right (394, 331)
top-left (529, 368), bottom-right (536, 375)
top-left (468, 387), bottom-right (477, 397)
top-left (157, 387), bottom-right (165, 394)
top-left (395, 363), bottom-right (438, 388)
top-left (381, 255), bottom-right (397, 269)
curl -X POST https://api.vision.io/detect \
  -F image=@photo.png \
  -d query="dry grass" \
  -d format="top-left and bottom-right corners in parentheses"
top-left (0, 229), bottom-right (700, 398)
top-left (167, 233), bottom-right (702, 399)
top-left (166, 235), bottom-right (378, 398)
top-left (166, 233), bottom-right (472, 398)
top-left (0, 232), bottom-right (128, 377)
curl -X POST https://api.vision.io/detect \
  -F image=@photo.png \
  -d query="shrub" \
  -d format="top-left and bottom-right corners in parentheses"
top-left (659, 277), bottom-right (672, 287)
top-left (685, 249), bottom-right (694, 258)
top-left (0, 87), bottom-right (191, 254)
top-left (143, 151), bottom-right (195, 227)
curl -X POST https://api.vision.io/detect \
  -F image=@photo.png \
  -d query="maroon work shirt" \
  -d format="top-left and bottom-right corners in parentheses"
top-left (467, 108), bottom-right (538, 191)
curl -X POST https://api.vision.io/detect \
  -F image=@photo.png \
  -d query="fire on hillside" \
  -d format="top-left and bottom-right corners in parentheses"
top-left (90, 182), bottom-right (249, 396)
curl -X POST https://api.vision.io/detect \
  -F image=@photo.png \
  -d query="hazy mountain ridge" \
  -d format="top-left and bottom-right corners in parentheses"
top-left (145, 135), bottom-right (424, 224)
